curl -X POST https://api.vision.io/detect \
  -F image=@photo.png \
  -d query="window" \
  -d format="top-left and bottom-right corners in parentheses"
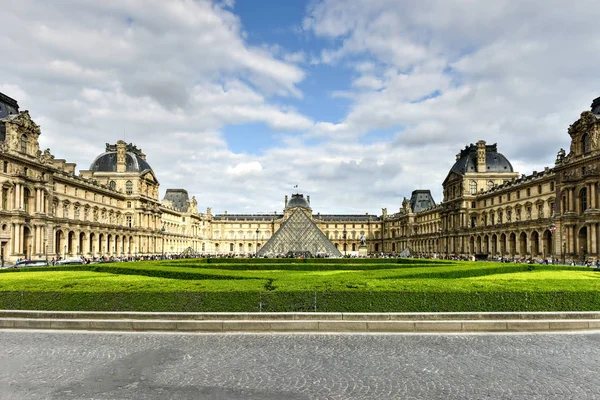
top-left (491, 197), bottom-right (494, 205)
top-left (507, 192), bottom-right (511, 201)
top-left (470, 181), bottom-right (477, 195)
top-left (2, 188), bottom-right (8, 209)
top-left (581, 187), bottom-right (588, 212)
top-left (2, 161), bottom-right (7, 173)
top-left (550, 182), bottom-right (555, 191)
top-left (538, 185), bottom-right (542, 194)
top-left (109, 181), bottom-right (116, 190)
top-left (126, 181), bottom-right (133, 195)
top-left (127, 201), bottom-right (131, 208)
top-left (517, 191), bottom-right (521, 199)
top-left (582, 133), bottom-right (591, 154)
top-left (20, 135), bottom-right (27, 153)
top-left (526, 188), bottom-right (531, 197)
top-left (471, 201), bottom-right (476, 208)
top-left (126, 215), bottom-right (132, 227)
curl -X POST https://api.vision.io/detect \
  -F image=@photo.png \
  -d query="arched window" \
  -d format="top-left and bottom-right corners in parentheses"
top-left (582, 133), bottom-right (591, 154)
top-left (470, 181), bottom-right (477, 195)
top-left (20, 135), bottom-right (27, 153)
top-left (581, 187), bottom-right (588, 212)
top-left (125, 181), bottom-right (133, 194)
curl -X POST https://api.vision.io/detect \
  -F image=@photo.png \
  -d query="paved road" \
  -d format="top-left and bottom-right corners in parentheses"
top-left (1, 330), bottom-right (599, 399)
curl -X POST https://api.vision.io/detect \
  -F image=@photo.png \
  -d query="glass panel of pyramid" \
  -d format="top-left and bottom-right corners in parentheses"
top-left (257, 209), bottom-right (342, 257)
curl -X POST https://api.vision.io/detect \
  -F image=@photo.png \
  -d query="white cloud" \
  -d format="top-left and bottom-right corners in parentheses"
top-left (3, 0), bottom-right (600, 215)
top-left (227, 161), bottom-right (263, 176)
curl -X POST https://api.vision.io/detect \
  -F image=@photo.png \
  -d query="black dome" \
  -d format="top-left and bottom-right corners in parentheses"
top-left (286, 193), bottom-right (310, 209)
top-left (450, 143), bottom-right (513, 175)
top-left (90, 151), bottom-right (152, 173)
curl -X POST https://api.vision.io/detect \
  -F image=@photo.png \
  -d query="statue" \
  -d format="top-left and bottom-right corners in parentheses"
top-left (360, 233), bottom-right (367, 246)
top-left (555, 148), bottom-right (566, 165)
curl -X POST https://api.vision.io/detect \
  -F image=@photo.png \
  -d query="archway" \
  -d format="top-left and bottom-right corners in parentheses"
top-left (98, 233), bottom-right (105, 255)
top-left (531, 231), bottom-right (540, 258)
top-left (509, 233), bottom-right (517, 256)
top-left (519, 232), bottom-right (527, 256)
top-left (79, 232), bottom-right (85, 256)
top-left (476, 236), bottom-right (482, 253)
top-left (55, 230), bottom-right (64, 256)
top-left (483, 235), bottom-right (489, 254)
top-left (89, 232), bottom-right (95, 255)
top-left (23, 226), bottom-right (32, 259)
top-left (578, 226), bottom-right (588, 261)
top-left (67, 231), bottom-right (75, 255)
top-left (542, 230), bottom-right (553, 260)
top-left (499, 233), bottom-right (507, 255)
top-left (469, 236), bottom-right (475, 254)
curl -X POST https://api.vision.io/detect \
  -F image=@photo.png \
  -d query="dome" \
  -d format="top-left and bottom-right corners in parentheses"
top-left (285, 193), bottom-right (310, 209)
top-left (90, 143), bottom-right (152, 173)
top-left (450, 143), bottom-right (513, 175)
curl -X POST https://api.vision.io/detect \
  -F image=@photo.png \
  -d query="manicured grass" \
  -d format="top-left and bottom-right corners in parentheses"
top-left (0, 259), bottom-right (599, 312)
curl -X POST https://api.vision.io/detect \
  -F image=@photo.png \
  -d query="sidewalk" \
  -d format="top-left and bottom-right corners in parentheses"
top-left (1, 310), bottom-right (600, 333)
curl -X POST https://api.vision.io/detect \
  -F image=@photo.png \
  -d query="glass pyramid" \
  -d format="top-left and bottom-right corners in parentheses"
top-left (257, 208), bottom-right (342, 257)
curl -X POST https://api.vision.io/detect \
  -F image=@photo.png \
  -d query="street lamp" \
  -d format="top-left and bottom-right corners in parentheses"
top-left (161, 225), bottom-right (166, 259)
top-left (343, 229), bottom-right (347, 257)
top-left (438, 228), bottom-right (443, 260)
top-left (549, 224), bottom-right (556, 264)
top-left (255, 228), bottom-right (259, 257)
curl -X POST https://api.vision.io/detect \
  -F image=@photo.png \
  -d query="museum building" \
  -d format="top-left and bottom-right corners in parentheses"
top-left (0, 92), bottom-right (599, 263)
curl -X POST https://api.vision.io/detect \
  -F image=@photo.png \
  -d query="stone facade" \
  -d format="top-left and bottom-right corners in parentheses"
top-left (1, 93), bottom-right (599, 263)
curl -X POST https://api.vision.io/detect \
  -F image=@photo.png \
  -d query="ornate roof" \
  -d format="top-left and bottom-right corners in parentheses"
top-left (285, 193), bottom-right (310, 209)
top-left (450, 143), bottom-right (513, 175)
top-left (89, 143), bottom-right (152, 173)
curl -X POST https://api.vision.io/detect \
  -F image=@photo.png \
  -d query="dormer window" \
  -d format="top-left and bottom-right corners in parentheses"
top-left (582, 133), bottom-right (591, 154)
top-left (20, 134), bottom-right (27, 153)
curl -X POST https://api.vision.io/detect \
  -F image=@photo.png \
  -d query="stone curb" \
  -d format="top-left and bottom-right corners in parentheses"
top-left (2, 317), bottom-right (600, 333)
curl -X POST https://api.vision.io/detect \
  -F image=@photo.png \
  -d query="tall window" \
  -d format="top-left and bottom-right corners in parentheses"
top-left (582, 133), bottom-right (591, 154)
top-left (20, 135), bottom-right (27, 153)
top-left (126, 215), bottom-right (132, 227)
top-left (125, 181), bottom-right (133, 195)
top-left (109, 181), bottom-right (116, 190)
top-left (581, 187), bottom-right (588, 212)
top-left (470, 181), bottom-right (477, 195)
top-left (2, 188), bottom-right (8, 210)
top-left (23, 188), bottom-right (30, 213)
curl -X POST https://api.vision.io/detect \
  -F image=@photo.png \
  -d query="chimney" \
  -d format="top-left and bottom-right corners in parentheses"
top-left (285, 195), bottom-right (288, 208)
top-left (116, 140), bottom-right (126, 173)
top-left (476, 140), bottom-right (486, 173)
top-left (307, 195), bottom-right (310, 205)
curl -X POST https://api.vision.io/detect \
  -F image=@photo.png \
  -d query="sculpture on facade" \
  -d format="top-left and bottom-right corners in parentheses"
top-left (360, 233), bottom-right (367, 246)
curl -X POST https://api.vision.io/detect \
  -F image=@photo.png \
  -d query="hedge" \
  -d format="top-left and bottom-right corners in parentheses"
top-left (1, 290), bottom-right (598, 312)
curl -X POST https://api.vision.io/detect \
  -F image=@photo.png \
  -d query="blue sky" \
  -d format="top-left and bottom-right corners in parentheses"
top-left (1, 0), bottom-right (600, 214)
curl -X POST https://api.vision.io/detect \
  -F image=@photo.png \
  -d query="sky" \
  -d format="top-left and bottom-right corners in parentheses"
top-left (1, 0), bottom-right (600, 215)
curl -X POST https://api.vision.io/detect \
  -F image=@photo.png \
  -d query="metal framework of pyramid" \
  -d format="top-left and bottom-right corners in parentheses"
top-left (257, 209), bottom-right (342, 257)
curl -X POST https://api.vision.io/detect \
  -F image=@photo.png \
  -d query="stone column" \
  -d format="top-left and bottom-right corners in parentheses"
top-left (14, 184), bottom-right (20, 210)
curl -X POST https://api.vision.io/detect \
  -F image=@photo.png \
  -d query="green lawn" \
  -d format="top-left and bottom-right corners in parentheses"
top-left (0, 259), bottom-right (598, 312)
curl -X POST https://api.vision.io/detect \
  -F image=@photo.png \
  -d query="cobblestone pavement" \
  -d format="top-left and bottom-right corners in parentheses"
top-left (1, 330), bottom-right (600, 399)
